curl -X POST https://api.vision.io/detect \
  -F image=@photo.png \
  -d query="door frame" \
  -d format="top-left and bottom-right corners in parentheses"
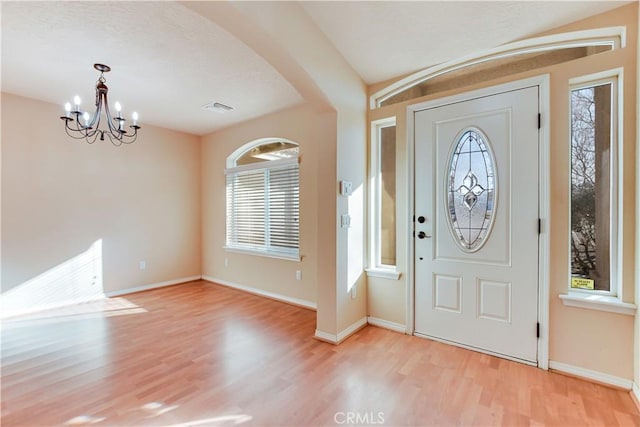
top-left (406, 75), bottom-right (551, 369)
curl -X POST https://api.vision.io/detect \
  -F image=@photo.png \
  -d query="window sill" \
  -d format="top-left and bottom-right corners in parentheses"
top-left (558, 292), bottom-right (636, 316)
top-left (365, 268), bottom-right (401, 280)
top-left (224, 246), bottom-right (301, 262)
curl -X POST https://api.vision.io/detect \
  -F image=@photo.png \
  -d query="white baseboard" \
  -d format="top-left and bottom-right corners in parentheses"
top-left (367, 316), bottom-right (406, 333)
top-left (548, 360), bottom-right (633, 390)
top-left (105, 276), bottom-right (201, 298)
top-left (202, 275), bottom-right (316, 310)
top-left (338, 317), bottom-right (368, 342)
top-left (315, 316), bottom-right (368, 344)
top-left (632, 382), bottom-right (640, 410)
top-left (314, 329), bottom-right (338, 343)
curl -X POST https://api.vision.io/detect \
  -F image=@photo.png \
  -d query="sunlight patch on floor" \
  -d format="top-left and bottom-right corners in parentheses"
top-left (2, 297), bottom-right (147, 326)
top-left (141, 401), bottom-right (179, 417)
top-left (65, 415), bottom-right (105, 425)
top-left (167, 414), bottom-right (253, 426)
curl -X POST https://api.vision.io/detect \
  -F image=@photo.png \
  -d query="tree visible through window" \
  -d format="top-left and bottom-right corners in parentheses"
top-left (570, 82), bottom-right (613, 292)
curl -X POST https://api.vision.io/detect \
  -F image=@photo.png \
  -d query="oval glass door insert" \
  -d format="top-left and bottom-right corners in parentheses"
top-left (446, 128), bottom-right (497, 251)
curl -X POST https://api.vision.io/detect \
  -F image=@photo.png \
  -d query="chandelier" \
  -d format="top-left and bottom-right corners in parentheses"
top-left (60, 64), bottom-right (140, 146)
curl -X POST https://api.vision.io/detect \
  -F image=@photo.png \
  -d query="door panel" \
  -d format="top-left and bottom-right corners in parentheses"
top-left (414, 87), bottom-right (539, 363)
top-left (433, 274), bottom-right (462, 313)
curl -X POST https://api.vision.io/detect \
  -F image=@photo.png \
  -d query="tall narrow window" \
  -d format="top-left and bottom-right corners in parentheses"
top-left (369, 118), bottom-right (397, 275)
top-left (226, 139), bottom-right (300, 259)
top-left (380, 125), bottom-right (397, 266)
top-left (569, 78), bottom-right (617, 293)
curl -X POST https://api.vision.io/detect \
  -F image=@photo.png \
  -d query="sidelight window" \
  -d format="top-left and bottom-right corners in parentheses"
top-left (569, 74), bottom-right (619, 294)
top-left (367, 118), bottom-right (399, 278)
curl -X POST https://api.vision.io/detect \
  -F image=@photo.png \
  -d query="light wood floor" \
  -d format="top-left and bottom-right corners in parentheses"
top-left (2, 280), bottom-right (639, 427)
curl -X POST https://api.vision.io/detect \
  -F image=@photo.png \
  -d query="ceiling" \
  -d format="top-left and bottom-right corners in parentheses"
top-left (301, 1), bottom-right (633, 84)
top-left (1, 1), bottom-right (304, 135)
top-left (1, 1), bottom-right (632, 136)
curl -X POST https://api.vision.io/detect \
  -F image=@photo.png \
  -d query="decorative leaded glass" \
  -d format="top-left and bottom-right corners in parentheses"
top-left (446, 128), bottom-right (496, 251)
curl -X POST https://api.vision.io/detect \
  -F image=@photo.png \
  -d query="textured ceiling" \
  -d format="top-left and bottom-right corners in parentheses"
top-left (301, 1), bottom-right (633, 84)
top-left (0, 1), bottom-right (304, 135)
top-left (1, 1), bottom-right (634, 135)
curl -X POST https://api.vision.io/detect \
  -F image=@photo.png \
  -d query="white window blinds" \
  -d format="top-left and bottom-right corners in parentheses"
top-left (226, 160), bottom-right (299, 258)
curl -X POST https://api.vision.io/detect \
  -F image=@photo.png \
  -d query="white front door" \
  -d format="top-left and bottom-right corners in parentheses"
top-left (414, 86), bottom-right (539, 363)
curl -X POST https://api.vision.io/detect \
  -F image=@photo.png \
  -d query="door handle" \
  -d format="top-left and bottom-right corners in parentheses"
top-left (417, 231), bottom-right (431, 239)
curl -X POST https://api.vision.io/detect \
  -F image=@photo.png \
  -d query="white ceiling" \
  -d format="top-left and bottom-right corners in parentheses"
top-left (302, 1), bottom-right (633, 84)
top-left (1, 1), bottom-right (632, 135)
top-left (0, 1), bottom-right (304, 135)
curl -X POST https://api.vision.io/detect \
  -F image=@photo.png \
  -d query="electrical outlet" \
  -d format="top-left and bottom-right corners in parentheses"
top-left (341, 214), bottom-right (351, 228)
top-left (296, 270), bottom-right (302, 281)
top-left (224, 257), bottom-right (229, 267)
top-left (139, 260), bottom-right (146, 270)
top-left (351, 286), bottom-right (357, 299)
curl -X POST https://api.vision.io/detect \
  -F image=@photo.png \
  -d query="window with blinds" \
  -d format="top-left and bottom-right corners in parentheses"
top-left (225, 140), bottom-right (300, 259)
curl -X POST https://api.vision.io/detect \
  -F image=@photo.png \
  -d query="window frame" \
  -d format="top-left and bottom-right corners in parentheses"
top-left (225, 139), bottom-right (300, 261)
top-left (366, 117), bottom-right (400, 280)
top-left (371, 28), bottom-right (625, 109)
top-left (560, 68), bottom-right (634, 315)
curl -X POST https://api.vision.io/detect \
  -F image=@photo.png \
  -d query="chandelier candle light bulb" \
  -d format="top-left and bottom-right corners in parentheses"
top-left (114, 102), bottom-right (123, 131)
top-left (60, 63), bottom-right (141, 145)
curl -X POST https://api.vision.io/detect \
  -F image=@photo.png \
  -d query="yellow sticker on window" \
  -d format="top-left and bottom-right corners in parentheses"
top-left (571, 277), bottom-right (595, 290)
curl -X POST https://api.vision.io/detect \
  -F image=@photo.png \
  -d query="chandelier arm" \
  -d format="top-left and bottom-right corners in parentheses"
top-left (122, 133), bottom-right (136, 144)
top-left (88, 92), bottom-right (103, 132)
top-left (68, 115), bottom-right (82, 132)
top-left (104, 127), bottom-right (138, 145)
top-left (81, 120), bottom-right (98, 138)
top-left (101, 91), bottom-right (128, 142)
top-left (103, 102), bottom-right (122, 139)
top-left (64, 118), bottom-right (93, 139)
top-left (86, 131), bottom-right (101, 144)
top-left (64, 123), bottom-right (90, 140)
top-left (73, 114), bottom-right (101, 141)
top-left (104, 132), bottom-right (124, 147)
top-left (123, 125), bottom-right (139, 142)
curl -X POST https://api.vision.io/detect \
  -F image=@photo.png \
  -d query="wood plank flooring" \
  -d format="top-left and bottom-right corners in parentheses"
top-left (2, 280), bottom-right (639, 426)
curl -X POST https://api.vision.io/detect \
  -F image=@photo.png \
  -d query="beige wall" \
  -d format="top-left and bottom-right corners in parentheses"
top-left (1, 93), bottom-right (202, 315)
top-left (368, 3), bottom-right (638, 380)
top-left (201, 104), bottom-right (321, 305)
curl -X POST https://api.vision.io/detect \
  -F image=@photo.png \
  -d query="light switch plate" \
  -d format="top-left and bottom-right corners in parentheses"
top-left (340, 180), bottom-right (353, 196)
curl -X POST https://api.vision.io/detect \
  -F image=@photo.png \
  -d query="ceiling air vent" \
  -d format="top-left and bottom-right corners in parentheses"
top-left (202, 101), bottom-right (234, 114)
